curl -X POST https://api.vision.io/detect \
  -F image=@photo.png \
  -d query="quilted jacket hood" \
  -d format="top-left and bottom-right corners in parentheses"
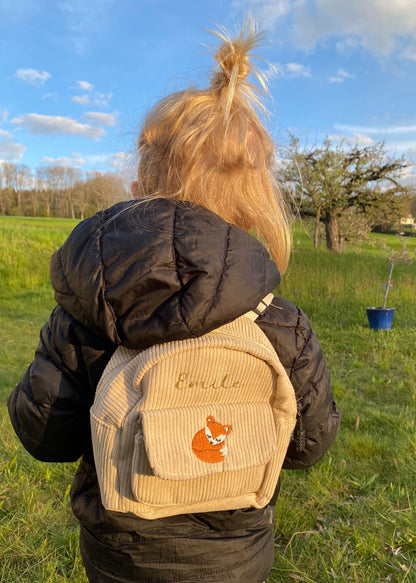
top-left (50, 198), bottom-right (280, 349)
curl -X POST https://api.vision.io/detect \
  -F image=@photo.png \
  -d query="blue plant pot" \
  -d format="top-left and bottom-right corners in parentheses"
top-left (366, 307), bottom-right (395, 330)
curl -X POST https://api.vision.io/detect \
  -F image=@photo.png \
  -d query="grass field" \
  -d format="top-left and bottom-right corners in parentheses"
top-left (1, 215), bottom-right (416, 582)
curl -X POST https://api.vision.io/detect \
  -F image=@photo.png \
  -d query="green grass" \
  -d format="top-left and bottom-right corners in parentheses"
top-left (0, 216), bottom-right (85, 583)
top-left (1, 216), bottom-right (416, 582)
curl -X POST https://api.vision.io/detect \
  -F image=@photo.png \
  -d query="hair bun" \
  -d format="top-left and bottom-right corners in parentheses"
top-left (215, 42), bottom-right (251, 83)
top-left (209, 21), bottom-right (267, 118)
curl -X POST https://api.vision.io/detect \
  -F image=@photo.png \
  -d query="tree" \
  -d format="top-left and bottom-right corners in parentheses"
top-left (14, 164), bottom-right (32, 213)
top-left (282, 136), bottom-right (412, 252)
top-left (60, 166), bottom-right (82, 218)
top-left (35, 165), bottom-right (83, 217)
top-left (83, 172), bottom-right (128, 215)
top-left (0, 165), bottom-right (129, 218)
top-left (35, 166), bottom-right (53, 216)
top-left (0, 162), bottom-right (34, 215)
top-left (0, 163), bottom-right (13, 214)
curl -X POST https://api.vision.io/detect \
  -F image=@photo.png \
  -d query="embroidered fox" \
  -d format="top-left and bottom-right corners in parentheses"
top-left (192, 415), bottom-right (232, 463)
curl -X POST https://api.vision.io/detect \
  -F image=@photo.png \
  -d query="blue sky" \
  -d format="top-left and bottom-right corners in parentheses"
top-left (1, 0), bottom-right (416, 181)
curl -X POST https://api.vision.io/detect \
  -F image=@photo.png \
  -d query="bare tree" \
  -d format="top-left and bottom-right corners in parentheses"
top-left (0, 165), bottom-right (129, 218)
top-left (0, 163), bottom-right (13, 214)
top-left (61, 167), bottom-right (82, 218)
top-left (83, 172), bottom-right (128, 214)
top-left (0, 162), bottom-right (32, 214)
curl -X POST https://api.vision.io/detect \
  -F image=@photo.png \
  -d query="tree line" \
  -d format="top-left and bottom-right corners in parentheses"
top-left (0, 163), bottom-right (129, 220)
top-left (1, 137), bottom-right (415, 252)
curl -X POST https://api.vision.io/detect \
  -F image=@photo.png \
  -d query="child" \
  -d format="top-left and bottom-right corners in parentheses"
top-left (8, 21), bottom-right (340, 583)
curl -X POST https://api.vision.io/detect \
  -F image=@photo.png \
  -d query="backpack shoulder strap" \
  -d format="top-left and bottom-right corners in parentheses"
top-left (243, 293), bottom-right (274, 321)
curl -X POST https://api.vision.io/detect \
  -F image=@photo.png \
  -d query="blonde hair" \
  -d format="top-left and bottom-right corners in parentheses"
top-left (137, 20), bottom-right (291, 272)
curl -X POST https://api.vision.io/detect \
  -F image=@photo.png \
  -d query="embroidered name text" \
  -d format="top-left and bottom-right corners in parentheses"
top-left (175, 372), bottom-right (241, 390)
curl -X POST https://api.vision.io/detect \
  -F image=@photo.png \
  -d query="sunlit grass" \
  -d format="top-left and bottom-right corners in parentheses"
top-left (1, 216), bottom-right (415, 582)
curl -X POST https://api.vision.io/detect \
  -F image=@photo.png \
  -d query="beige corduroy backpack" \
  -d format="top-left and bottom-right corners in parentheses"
top-left (90, 294), bottom-right (297, 519)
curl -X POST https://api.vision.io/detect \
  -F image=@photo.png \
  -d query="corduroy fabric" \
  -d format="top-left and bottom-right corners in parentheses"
top-left (90, 309), bottom-right (297, 519)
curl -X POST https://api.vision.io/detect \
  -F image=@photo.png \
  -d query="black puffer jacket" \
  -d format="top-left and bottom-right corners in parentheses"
top-left (8, 199), bottom-right (340, 583)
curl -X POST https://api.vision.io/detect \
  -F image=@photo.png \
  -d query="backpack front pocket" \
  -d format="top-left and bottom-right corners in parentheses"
top-left (131, 401), bottom-right (276, 506)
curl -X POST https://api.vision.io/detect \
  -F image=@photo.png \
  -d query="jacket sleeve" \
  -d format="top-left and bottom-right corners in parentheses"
top-left (257, 297), bottom-right (341, 470)
top-left (7, 305), bottom-right (115, 463)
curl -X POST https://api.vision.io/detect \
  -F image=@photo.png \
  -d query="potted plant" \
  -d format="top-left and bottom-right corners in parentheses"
top-left (366, 240), bottom-right (414, 330)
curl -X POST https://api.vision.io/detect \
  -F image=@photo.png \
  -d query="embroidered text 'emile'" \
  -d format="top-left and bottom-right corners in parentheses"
top-left (174, 372), bottom-right (242, 390)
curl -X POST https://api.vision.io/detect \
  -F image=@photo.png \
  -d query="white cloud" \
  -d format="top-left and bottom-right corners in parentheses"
top-left (77, 80), bottom-right (94, 91)
top-left (401, 45), bottom-right (416, 61)
top-left (233, 0), bottom-right (416, 57)
top-left (0, 127), bottom-right (27, 162)
top-left (42, 152), bottom-right (85, 167)
top-left (328, 68), bottom-right (355, 83)
top-left (298, 0), bottom-right (416, 55)
top-left (329, 132), bottom-right (374, 146)
top-left (83, 111), bottom-right (117, 127)
top-left (232, 0), bottom-right (291, 30)
top-left (335, 123), bottom-right (416, 135)
top-left (335, 37), bottom-right (362, 53)
top-left (72, 95), bottom-right (90, 105)
top-left (285, 62), bottom-right (311, 77)
top-left (92, 92), bottom-right (113, 108)
top-left (270, 62), bottom-right (311, 79)
top-left (72, 92), bottom-right (113, 107)
top-left (333, 124), bottom-right (416, 164)
top-left (15, 68), bottom-right (51, 86)
top-left (0, 139), bottom-right (26, 162)
top-left (384, 140), bottom-right (416, 153)
top-left (351, 133), bottom-right (374, 146)
top-left (12, 113), bottom-right (105, 139)
top-left (42, 92), bottom-right (60, 100)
